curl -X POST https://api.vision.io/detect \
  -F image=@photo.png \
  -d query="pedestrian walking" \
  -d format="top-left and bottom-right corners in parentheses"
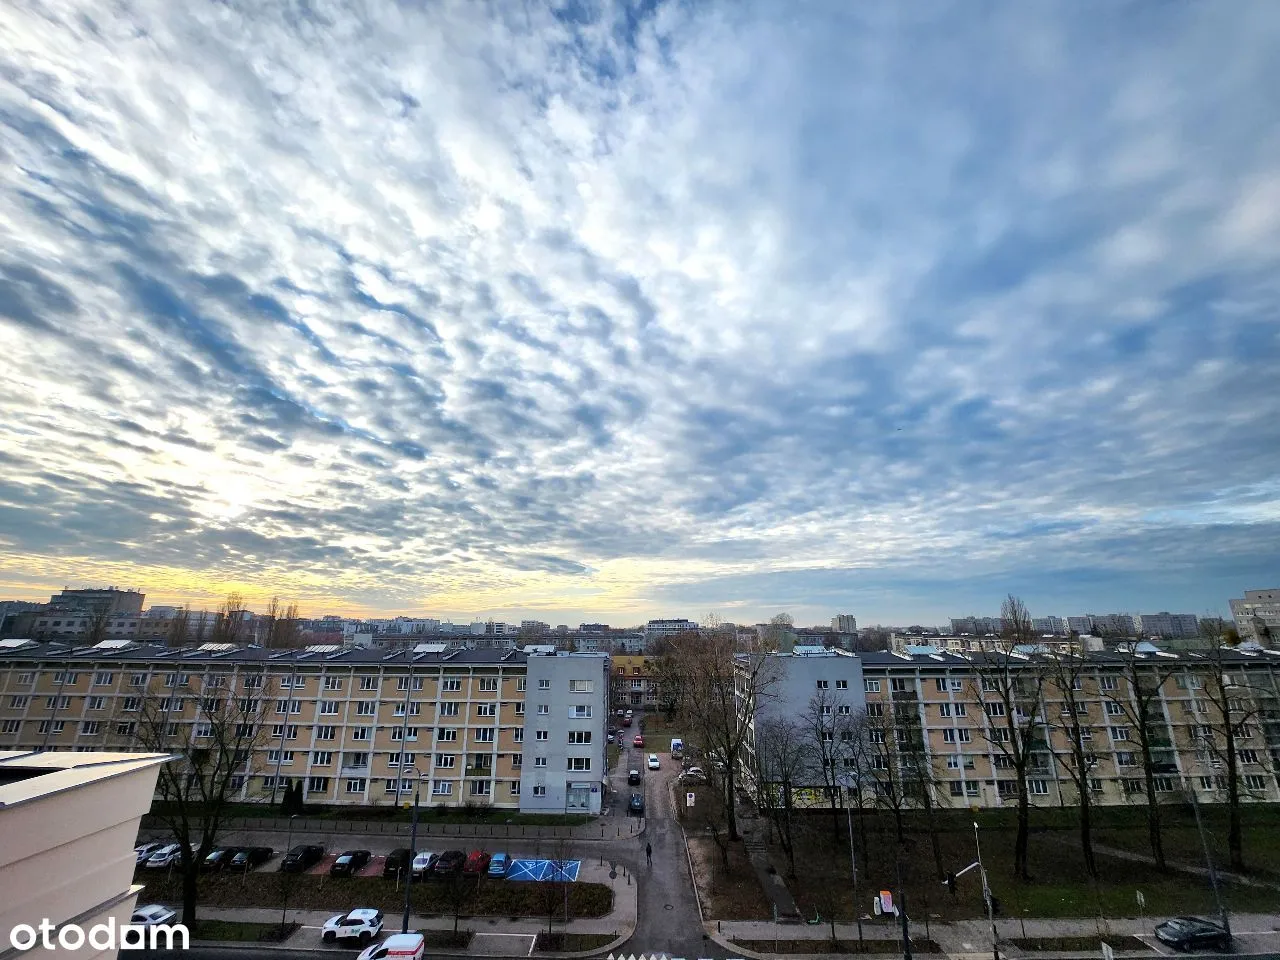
top-left (646, 841), bottom-right (652, 866)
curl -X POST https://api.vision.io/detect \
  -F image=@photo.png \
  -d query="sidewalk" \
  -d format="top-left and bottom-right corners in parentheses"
top-left (186, 858), bottom-right (638, 957)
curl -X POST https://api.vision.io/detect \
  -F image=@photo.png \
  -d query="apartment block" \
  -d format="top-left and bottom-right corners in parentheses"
top-left (738, 647), bottom-right (1280, 812)
top-left (519, 654), bottom-right (609, 814)
top-left (1231, 589), bottom-right (1280, 644)
top-left (1136, 612), bottom-right (1202, 639)
top-left (0, 640), bottom-right (608, 815)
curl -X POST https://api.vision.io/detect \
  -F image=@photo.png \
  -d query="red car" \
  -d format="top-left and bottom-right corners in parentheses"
top-left (463, 850), bottom-right (491, 875)
top-left (633, 734), bottom-right (644, 748)
top-left (622, 716), bottom-right (632, 727)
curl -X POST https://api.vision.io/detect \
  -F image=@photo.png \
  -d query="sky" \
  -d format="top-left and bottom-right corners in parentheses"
top-left (1, 1), bottom-right (1278, 627)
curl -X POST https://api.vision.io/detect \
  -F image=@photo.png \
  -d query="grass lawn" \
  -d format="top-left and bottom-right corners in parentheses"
top-left (758, 808), bottom-right (1278, 925)
top-left (607, 744), bottom-right (621, 772)
top-left (419, 930), bottom-right (473, 948)
top-left (686, 835), bottom-right (772, 920)
top-left (534, 932), bottom-right (618, 951)
top-left (1092, 804), bottom-right (1280, 879)
top-left (189, 919), bottom-right (297, 942)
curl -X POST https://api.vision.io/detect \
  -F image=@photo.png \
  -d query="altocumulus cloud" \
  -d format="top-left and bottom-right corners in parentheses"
top-left (0, 0), bottom-right (1278, 621)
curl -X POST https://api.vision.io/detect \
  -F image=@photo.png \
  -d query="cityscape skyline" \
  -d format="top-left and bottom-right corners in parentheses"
top-left (2, 4), bottom-right (1278, 622)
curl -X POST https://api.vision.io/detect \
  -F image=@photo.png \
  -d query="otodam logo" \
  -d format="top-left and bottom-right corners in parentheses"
top-left (9, 918), bottom-right (190, 952)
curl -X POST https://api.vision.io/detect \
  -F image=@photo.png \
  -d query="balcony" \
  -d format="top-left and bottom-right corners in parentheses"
top-left (464, 766), bottom-right (493, 778)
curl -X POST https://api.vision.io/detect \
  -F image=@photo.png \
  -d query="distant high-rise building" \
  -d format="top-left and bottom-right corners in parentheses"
top-left (831, 614), bottom-right (858, 633)
top-left (1032, 616), bottom-right (1066, 635)
top-left (951, 616), bottom-right (1002, 635)
top-left (1067, 613), bottom-right (1136, 636)
top-left (1230, 589), bottom-right (1280, 644)
top-left (48, 587), bottom-right (144, 616)
top-left (1136, 612), bottom-right (1201, 639)
top-left (644, 619), bottom-right (698, 637)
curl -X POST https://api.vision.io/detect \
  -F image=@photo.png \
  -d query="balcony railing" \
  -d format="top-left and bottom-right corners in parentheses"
top-left (464, 766), bottom-right (492, 778)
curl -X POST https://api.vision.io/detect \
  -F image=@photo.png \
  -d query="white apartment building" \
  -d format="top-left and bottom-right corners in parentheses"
top-left (1232, 589), bottom-right (1280, 644)
top-left (1136, 612), bottom-right (1202, 639)
top-left (831, 614), bottom-right (858, 633)
top-left (0, 641), bottom-right (609, 815)
top-left (644, 619), bottom-right (698, 638)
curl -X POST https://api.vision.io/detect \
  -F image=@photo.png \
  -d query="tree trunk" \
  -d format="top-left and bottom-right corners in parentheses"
top-left (1015, 785), bottom-right (1031, 880)
top-left (1079, 786), bottom-right (1096, 878)
top-left (181, 859), bottom-right (199, 925)
top-left (726, 769), bottom-right (739, 841)
top-left (1227, 739), bottom-right (1243, 871)
top-left (1142, 748), bottom-right (1166, 870)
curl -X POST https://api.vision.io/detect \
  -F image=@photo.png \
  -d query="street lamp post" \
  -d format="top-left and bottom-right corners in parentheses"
top-left (402, 767), bottom-right (422, 934)
top-left (279, 814), bottom-right (298, 937)
top-left (974, 822), bottom-right (998, 960)
top-left (1186, 781), bottom-right (1230, 938)
top-left (846, 804), bottom-right (863, 942)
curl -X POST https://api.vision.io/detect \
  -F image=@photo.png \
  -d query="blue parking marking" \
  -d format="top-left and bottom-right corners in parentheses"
top-left (506, 858), bottom-right (581, 882)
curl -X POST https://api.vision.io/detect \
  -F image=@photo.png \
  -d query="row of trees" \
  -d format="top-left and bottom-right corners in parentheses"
top-left (657, 597), bottom-right (1272, 884)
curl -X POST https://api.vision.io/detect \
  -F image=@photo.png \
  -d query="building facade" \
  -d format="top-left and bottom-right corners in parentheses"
top-left (736, 648), bottom-right (1280, 811)
top-left (831, 615), bottom-right (858, 633)
top-left (0, 641), bottom-right (609, 815)
top-left (1231, 589), bottom-right (1280, 644)
top-left (610, 655), bottom-right (660, 708)
top-left (1136, 612), bottom-right (1202, 639)
top-left (644, 619), bottom-right (698, 638)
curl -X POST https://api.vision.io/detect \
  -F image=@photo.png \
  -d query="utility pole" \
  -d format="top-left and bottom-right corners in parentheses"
top-left (402, 767), bottom-right (421, 934)
top-left (896, 853), bottom-right (911, 960)
top-left (847, 805), bottom-right (863, 942)
top-left (1187, 783), bottom-right (1231, 938)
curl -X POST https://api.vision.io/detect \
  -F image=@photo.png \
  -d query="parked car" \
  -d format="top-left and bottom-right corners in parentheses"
top-left (202, 847), bottom-right (241, 872)
top-left (356, 932), bottom-right (425, 960)
top-left (134, 841), bottom-right (163, 865)
top-left (628, 793), bottom-right (645, 816)
top-left (145, 843), bottom-right (188, 868)
top-left (678, 766), bottom-right (707, 783)
top-left (488, 852), bottom-right (511, 877)
top-left (647, 753), bottom-right (660, 770)
top-left (231, 846), bottom-right (272, 869)
top-left (463, 850), bottom-right (492, 875)
top-left (410, 851), bottom-right (437, 879)
top-left (670, 737), bottom-right (684, 759)
top-left (330, 849), bottom-right (372, 877)
top-left (130, 904), bottom-right (177, 928)
top-left (431, 849), bottom-right (467, 878)
top-left (632, 734), bottom-right (644, 748)
top-left (322, 908), bottom-right (384, 945)
top-left (1154, 917), bottom-right (1232, 952)
top-left (622, 716), bottom-right (633, 727)
top-left (383, 848), bottom-right (412, 878)
top-left (627, 769), bottom-right (642, 785)
top-left (280, 844), bottom-right (324, 872)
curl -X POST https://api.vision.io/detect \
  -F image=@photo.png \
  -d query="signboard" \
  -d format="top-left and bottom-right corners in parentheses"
top-left (686, 791), bottom-right (695, 807)
top-left (879, 891), bottom-right (894, 914)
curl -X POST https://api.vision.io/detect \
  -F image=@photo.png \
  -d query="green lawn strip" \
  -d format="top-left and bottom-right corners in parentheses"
top-left (607, 745), bottom-right (621, 771)
top-left (419, 930), bottom-right (473, 948)
top-left (534, 932), bottom-right (618, 952)
top-left (1011, 936), bottom-right (1151, 952)
top-left (731, 939), bottom-right (943, 954)
top-left (134, 872), bottom-right (613, 919)
top-left (189, 919), bottom-right (298, 942)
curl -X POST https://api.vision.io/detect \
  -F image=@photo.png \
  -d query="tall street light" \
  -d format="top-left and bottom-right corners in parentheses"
top-left (402, 766), bottom-right (422, 934)
top-left (279, 813), bottom-right (299, 937)
top-left (974, 822), bottom-right (998, 960)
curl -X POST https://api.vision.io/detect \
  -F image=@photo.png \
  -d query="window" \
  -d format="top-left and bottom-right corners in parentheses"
top-left (939, 703), bottom-right (953, 718)
top-left (47, 696), bottom-right (72, 710)
top-left (864, 679), bottom-right (881, 693)
top-left (537, 705), bottom-right (550, 715)
top-left (115, 721), bottom-right (134, 736)
top-left (397, 676), bottom-right (425, 691)
top-left (538, 679), bottom-right (551, 690)
top-left (438, 729), bottom-right (458, 742)
top-left (437, 755), bottom-right (456, 768)
top-left (9, 696), bottom-right (28, 709)
top-left (383, 778), bottom-right (399, 793)
top-left (165, 673), bottom-right (188, 687)
top-left (474, 729), bottom-right (495, 742)
top-left (38, 720), bottom-right (65, 735)
top-left (93, 672), bottom-right (113, 686)
top-left (517, 677), bottom-right (527, 691)
top-left (1240, 749), bottom-right (1260, 764)
top-left (570, 705), bottom-right (592, 718)
top-left (16, 672), bottom-right (32, 685)
top-left (479, 677), bottom-right (499, 692)
top-left (344, 752), bottom-right (369, 768)
top-left (532, 785), bottom-right (546, 796)
top-left (314, 751), bottom-right (333, 765)
top-left (954, 703), bottom-right (967, 717)
top-left (87, 696), bottom-right (105, 710)
top-left (567, 757), bottom-right (592, 771)
top-left (195, 723), bottom-right (212, 738)
top-left (320, 701), bottom-right (339, 715)
top-left (80, 721), bottom-right (102, 735)
top-left (985, 702), bottom-right (1006, 717)
top-left (1244, 774), bottom-right (1268, 790)
top-left (432, 781), bottom-right (453, 796)
top-left (360, 676), bottom-right (377, 690)
top-left (513, 729), bottom-right (524, 743)
top-left (345, 778), bottom-right (366, 794)
top-left (868, 729), bottom-right (885, 744)
top-left (238, 697), bottom-right (259, 713)
top-left (442, 678), bottom-right (462, 692)
top-left (323, 676), bottom-right (342, 690)
top-left (1116, 751), bottom-right (1135, 767)
top-left (816, 680), bottom-right (829, 689)
top-left (958, 729), bottom-right (971, 742)
top-left (1110, 727), bottom-right (1130, 741)
top-left (943, 729), bottom-right (957, 743)
top-left (1088, 778), bottom-right (1103, 793)
top-left (393, 702), bottom-right (422, 716)
top-left (568, 730), bottom-right (592, 744)
top-left (512, 753), bottom-right (523, 767)
top-left (391, 727), bottom-right (418, 741)
top-left (989, 728), bottom-right (1010, 743)
top-left (1100, 676), bottom-right (1118, 691)
top-left (242, 675), bottom-right (263, 689)
top-left (515, 703), bottom-right (525, 715)
top-left (836, 680), bottom-right (849, 689)
top-left (535, 730), bottom-right (549, 741)
top-left (477, 703), bottom-right (496, 717)
top-left (510, 781), bottom-right (520, 795)
top-left (267, 749), bottom-right (294, 764)
top-left (52, 671), bottom-right (79, 685)
top-left (949, 782), bottom-right (965, 798)
top-left (947, 755), bottom-right (961, 769)
top-left (1028, 780), bottom-right (1049, 796)
top-left (1, 720), bottom-right (19, 734)
top-left (317, 725), bottom-right (336, 740)
top-left (534, 757), bottom-right (547, 767)
top-left (1105, 701), bottom-right (1123, 716)
top-left (469, 780), bottom-right (492, 796)
top-left (352, 726), bottom-right (370, 741)
top-left (982, 679), bottom-right (999, 693)
top-left (838, 705), bottom-right (851, 715)
top-left (891, 678), bottom-right (914, 693)
top-left (130, 673), bottom-right (147, 687)
top-left (993, 755), bottom-right (1015, 770)
top-left (1079, 727), bottom-right (1093, 741)
top-left (308, 776), bottom-right (329, 792)
top-left (439, 702), bottom-right (459, 717)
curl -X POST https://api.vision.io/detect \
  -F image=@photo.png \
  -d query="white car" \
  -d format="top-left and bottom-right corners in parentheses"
top-left (134, 842), bottom-right (163, 864)
top-left (322, 908), bottom-right (384, 944)
top-left (679, 766), bottom-right (707, 783)
top-left (647, 753), bottom-right (660, 770)
top-left (130, 904), bottom-right (177, 928)
top-left (357, 933), bottom-right (425, 960)
top-left (145, 843), bottom-right (187, 868)
top-left (410, 851), bottom-right (436, 878)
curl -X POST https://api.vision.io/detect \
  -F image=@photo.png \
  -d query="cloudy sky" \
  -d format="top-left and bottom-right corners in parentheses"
top-left (1, 1), bottom-right (1278, 627)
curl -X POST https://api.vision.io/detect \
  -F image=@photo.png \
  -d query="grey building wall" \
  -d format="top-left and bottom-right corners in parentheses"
top-left (519, 653), bottom-right (609, 814)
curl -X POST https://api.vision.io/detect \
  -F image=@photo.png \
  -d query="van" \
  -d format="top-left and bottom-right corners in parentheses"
top-left (356, 932), bottom-right (425, 960)
top-left (670, 738), bottom-right (684, 760)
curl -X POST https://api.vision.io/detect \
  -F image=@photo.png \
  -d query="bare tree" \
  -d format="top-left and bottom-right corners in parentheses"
top-left (166, 608), bottom-right (191, 647)
top-left (969, 594), bottom-right (1049, 880)
top-left (83, 605), bottom-right (113, 645)
top-left (1045, 653), bottom-right (1099, 877)
top-left (801, 688), bottom-right (857, 844)
top-left (127, 669), bottom-right (274, 924)
top-left (263, 598), bottom-right (302, 649)
top-left (1198, 624), bottom-right (1266, 871)
top-left (1100, 651), bottom-right (1182, 869)
top-left (863, 704), bottom-right (910, 844)
top-left (211, 593), bottom-right (247, 645)
top-left (760, 613), bottom-right (795, 653)
top-left (752, 715), bottom-right (811, 875)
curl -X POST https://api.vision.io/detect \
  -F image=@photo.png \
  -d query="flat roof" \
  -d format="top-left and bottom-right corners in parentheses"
top-left (0, 750), bottom-right (170, 809)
